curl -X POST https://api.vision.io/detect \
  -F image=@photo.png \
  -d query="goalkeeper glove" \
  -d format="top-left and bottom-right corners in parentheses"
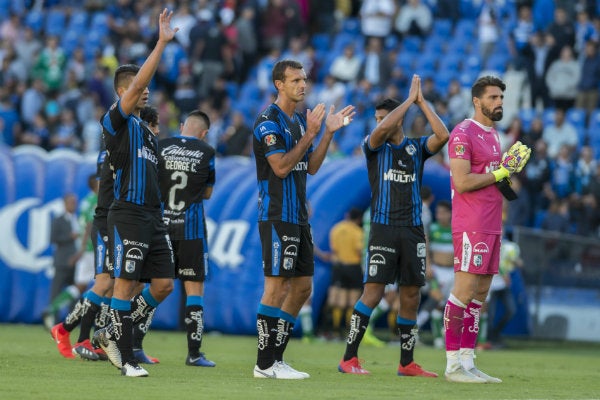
top-left (492, 141), bottom-right (531, 182)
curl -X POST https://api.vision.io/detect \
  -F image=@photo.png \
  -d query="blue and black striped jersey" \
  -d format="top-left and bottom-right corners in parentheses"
top-left (94, 150), bottom-right (114, 221)
top-left (101, 100), bottom-right (161, 209)
top-left (158, 135), bottom-right (216, 240)
top-left (253, 103), bottom-right (312, 225)
top-left (363, 135), bottom-right (433, 227)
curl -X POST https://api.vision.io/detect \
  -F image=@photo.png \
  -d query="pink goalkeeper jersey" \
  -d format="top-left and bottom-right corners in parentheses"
top-left (448, 119), bottom-right (503, 234)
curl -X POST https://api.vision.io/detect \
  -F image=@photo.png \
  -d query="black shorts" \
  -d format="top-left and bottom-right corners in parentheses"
top-left (108, 204), bottom-right (175, 282)
top-left (331, 263), bottom-right (363, 289)
top-left (92, 219), bottom-right (112, 276)
top-left (258, 221), bottom-right (314, 277)
top-left (365, 223), bottom-right (427, 287)
top-left (172, 238), bottom-right (208, 282)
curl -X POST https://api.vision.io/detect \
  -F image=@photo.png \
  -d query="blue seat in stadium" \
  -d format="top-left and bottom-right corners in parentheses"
top-left (45, 9), bottom-right (67, 37)
top-left (431, 18), bottom-right (453, 38)
top-left (332, 32), bottom-right (358, 54)
top-left (461, 54), bottom-right (482, 73)
top-left (338, 118), bottom-right (367, 156)
top-left (395, 50), bottom-right (415, 75)
top-left (24, 10), bottom-right (44, 33)
top-left (60, 29), bottom-right (80, 57)
top-left (341, 17), bottom-right (360, 35)
top-left (485, 53), bottom-right (509, 73)
top-left (446, 36), bottom-right (469, 56)
top-left (90, 12), bottom-right (109, 36)
top-left (423, 35), bottom-right (445, 55)
top-left (67, 10), bottom-right (88, 34)
top-left (566, 108), bottom-right (586, 131)
top-left (414, 52), bottom-right (438, 73)
top-left (312, 33), bottom-right (330, 52)
top-left (438, 53), bottom-right (463, 72)
top-left (519, 108), bottom-right (538, 132)
top-left (435, 70), bottom-right (458, 95)
top-left (459, 69), bottom-right (479, 88)
top-left (239, 81), bottom-right (262, 103)
top-left (225, 81), bottom-right (239, 100)
top-left (454, 18), bottom-right (477, 40)
top-left (402, 36), bottom-right (422, 53)
top-left (542, 108), bottom-right (556, 127)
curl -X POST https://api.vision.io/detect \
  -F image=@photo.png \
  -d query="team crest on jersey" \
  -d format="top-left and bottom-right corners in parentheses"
top-left (406, 144), bottom-right (416, 155)
top-left (455, 144), bottom-right (465, 155)
top-left (264, 134), bottom-right (277, 146)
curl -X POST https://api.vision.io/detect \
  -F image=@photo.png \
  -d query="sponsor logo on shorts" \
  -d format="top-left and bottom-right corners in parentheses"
top-left (283, 245), bottom-right (297, 257)
top-left (282, 235), bottom-right (300, 243)
top-left (369, 245), bottom-right (395, 253)
top-left (273, 242), bottom-right (280, 267)
top-left (123, 239), bottom-right (149, 249)
top-left (178, 268), bottom-right (195, 276)
top-left (417, 242), bottom-right (426, 258)
top-left (368, 253), bottom-right (385, 277)
top-left (125, 260), bottom-right (136, 273)
top-left (126, 247), bottom-right (143, 261)
top-left (473, 242), bottom-right (489, 254)
top-left (283, 257), bottom-right (293, 270)
top-left (115, 244), bottom-right (123, 271)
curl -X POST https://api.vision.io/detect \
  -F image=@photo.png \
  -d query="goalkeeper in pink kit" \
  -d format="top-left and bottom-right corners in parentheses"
top-left (443, 76), bottom-right (531, 383)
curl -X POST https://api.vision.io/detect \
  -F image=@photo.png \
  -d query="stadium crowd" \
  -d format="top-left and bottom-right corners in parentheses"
top-left (2, 0), bottom-right (600, 236)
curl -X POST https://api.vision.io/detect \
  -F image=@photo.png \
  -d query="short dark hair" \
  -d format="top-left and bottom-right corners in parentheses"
top-left (348, 207), bottom-right (363, 221)
top-left (375, 98), bottom-right (401, 112)
top-left (113, 64), bottom-right (139, 92)
top-left (187, 109), bottom-right (210, 129)
top-left (436, 199), bottom-right (451, 211)
top-left (272, 59), bottom-right (303, 88)
top-left (471, 75), bottom-right (506, 99)
top-left (140, 105), bottom-right (158, 126)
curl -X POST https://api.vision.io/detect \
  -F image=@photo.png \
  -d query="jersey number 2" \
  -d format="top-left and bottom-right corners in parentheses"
top-left (168, 171), bottom-right (188, 211)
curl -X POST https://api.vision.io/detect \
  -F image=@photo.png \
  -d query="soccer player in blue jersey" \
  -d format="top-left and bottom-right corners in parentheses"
top-left (93, 9), bottom-right (178, 377)
top-left (338, 74), bottom-right (449, 376)
top-left (252, 59), bottom-right (355, 379)
top-left (158, 110), bottom-right (216, 368)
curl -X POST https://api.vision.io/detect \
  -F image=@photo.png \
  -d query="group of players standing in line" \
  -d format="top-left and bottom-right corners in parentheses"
top-left (49, 8), bottom-right (532, 382)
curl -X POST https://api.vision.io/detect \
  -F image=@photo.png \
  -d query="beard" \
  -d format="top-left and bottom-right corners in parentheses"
top-left (482, 105), bottom-right (503, 122)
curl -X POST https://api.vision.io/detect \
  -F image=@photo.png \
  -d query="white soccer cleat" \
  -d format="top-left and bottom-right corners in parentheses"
top-left (469, 367), bottom-right (502, 383)
top-left (253, 362), bottom-right (306, 379)
top-left (445, 366), bottom-right (487, 383)
top-left (93, 326), bottom-right (122, 369)
top-left (121, 362), bottom-right (149, 377)
top-left (278, 361), bottom-right (310, 378)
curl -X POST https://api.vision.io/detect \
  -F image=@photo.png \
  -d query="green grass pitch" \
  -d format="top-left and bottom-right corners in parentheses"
top-left (1, 323), bottom-right (599, 400)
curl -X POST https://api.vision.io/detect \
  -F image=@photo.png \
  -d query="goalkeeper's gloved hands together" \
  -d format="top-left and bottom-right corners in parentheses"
top-left (492, 141), bottom-right (532, 182)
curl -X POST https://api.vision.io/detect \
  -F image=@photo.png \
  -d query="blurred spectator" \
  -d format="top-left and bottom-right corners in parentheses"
top-left (173, 75), bottom-right (200, 117)
top-left (172, 1), bottom-right (197, 50)
top-left (0, 90), bottom-right (19, 146)
top-left (356, 37), bottom-right (392, 89)
top-left (502, 116), bottom-right (525, 151)
top-left (20, 78), bottom-right (46, 129)
top-left (520, 115), bottom-right (544, 148)
top-left (14, 27), bottom-right (42, 77)
top-left (546, 7), bottom-right (576, 52)
top-left (234, 6), bottom-right (259, 83)
top-left (0, 13), bottom-right (22, 42)
top-left (190, 12), bottom-right (229, 99)
top-left (542, 198), bottom-right (571, 233)
top-left (106, 0), bottom-right (136, 42)
top-left (545, 45), bottom-right (581, 111)
top-left (282, 36), bottom-right (312, 74)
top-left (217, 110), bottom-right (252, 157)
top-left (19, 112), bottom-right (49, 149)
top-left (574, 10), bottom-right (597, 57)
top-left (359, 0), bottom-right (395, 41)
top-left (573, 145), bottom-right (597, 194)
top-left (446, 79), bottom-right (470, 128)
top-left (308, 74), bottom-right (346, 109)
top-left (260, 0), bottom-right (293, 52)
top-left (329, 43), bottom-right (362, 84)
top-left (394, 0), bottom-right (432, 39)
top-left (421, 77), bottom-right (442, 104)
top-left (523, 139), bottom-right (552, 224)
top-left (510, 4), bottom-right (536, 71)
top-left (542, 108), bottom-right (578, 158)
top-left (575, 40), bottom-right (600, 119)
top-left (207, 75), bottom-right (231, 114)
top-left (49, 108), bottom-right (81, 151)
top-left (81, 105), bottom-right (104, 155)
top-left (33, 36), bottom-right (66, 92)
top-left (549, 144), bottom-right (575, 199)
top-left (504, 175), bottom-right (531, 231)
top-left (478, 0), bottom-right (501, 67)
top-left (524, 31), bottom-right (555, 109)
